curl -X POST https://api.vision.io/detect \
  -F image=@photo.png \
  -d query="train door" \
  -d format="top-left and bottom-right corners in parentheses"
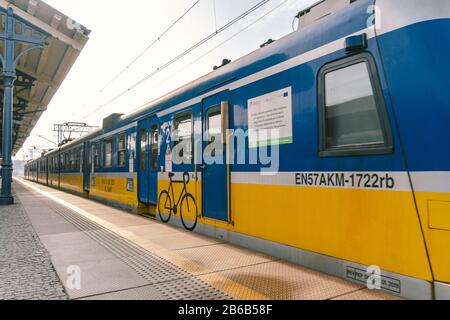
top-left (201, 91), bottom-right (230, 222)
top-left (83, 142), bottom-right (91, 192)
top-left (138, 116), bottom-right (159, 204)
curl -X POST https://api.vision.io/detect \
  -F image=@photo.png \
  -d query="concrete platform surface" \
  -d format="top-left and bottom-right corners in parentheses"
top-left (11, 178), bottom-right (399, 300)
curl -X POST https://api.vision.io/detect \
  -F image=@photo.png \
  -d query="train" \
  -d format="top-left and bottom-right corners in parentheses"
top-left (24, 0), bottom-right (450, 300)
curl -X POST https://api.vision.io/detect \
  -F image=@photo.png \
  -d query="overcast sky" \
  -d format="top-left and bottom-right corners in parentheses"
top-left (15, 0), bottom-right (317, 160)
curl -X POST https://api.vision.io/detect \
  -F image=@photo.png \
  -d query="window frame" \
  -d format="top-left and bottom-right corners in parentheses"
top-left (173, 110), bottom-right (194, 165)
top-left (206, 105), bottom-right (222, 142)
top-left (318, 53), bottom-right (393, 157)
top-left (103, 138), bottom-right (113, 168)
top-left (64, 152), bottom-right (70, 171)
top-left (150, 125), bottom-right (159, 172)
top-left (117, 132), bottom-right (127, 168)
top-left (139, 127), bottom-right (148, 171)
top-left (93, 143), bottom-right (101, 169)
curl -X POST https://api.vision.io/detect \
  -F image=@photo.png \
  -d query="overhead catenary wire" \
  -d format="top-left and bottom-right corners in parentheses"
top-left (81, 0), bottom-right (272, 121)
top-left (145, 0), bottom-right (290, 93)
top-left (75, 0), bottom-right (202, 115)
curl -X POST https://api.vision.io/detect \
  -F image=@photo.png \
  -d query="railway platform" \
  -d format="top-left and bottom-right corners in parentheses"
top-left (5, 177), bottom-right (398, 300)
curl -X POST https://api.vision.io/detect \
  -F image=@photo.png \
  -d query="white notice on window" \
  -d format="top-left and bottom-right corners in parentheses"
top-left (165, 146), bottom-right (173, 173)
top-left (248, 87), bottom-right (293, 148)
top-left (129, 158), bottom-right (134, 173)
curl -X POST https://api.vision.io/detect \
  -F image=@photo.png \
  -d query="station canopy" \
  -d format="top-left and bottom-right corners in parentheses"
top-left (0, 0), bottom-right (90, 156)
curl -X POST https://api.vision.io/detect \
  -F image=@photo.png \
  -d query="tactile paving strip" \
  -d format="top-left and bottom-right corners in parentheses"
top-left (17, 181), bottom-right (396, 301)
top-left (199, 260), bottom-right (363, 300)
top-left (38, 197), bottom-right (232, 300)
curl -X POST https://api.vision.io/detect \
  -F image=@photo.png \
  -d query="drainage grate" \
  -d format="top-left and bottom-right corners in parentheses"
top-left (39, 197), bottom-right (231, 300)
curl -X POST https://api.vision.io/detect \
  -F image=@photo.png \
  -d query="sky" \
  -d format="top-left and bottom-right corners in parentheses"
top-left (15, 0), bottom-right (317, 160)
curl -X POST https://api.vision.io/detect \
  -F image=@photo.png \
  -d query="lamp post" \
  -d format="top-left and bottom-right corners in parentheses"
top-left (0, 7), bottom-right (47, 205)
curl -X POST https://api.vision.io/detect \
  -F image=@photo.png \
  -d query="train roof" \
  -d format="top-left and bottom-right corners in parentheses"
top-left (36, 0), bottom-right (373, 158)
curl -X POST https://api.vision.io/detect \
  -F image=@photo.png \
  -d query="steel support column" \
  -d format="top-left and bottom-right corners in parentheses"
top-left (0, 7), bottom-right (46, 205)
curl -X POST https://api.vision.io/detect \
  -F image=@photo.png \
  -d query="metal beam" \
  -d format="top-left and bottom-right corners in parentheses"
top-left (0, 7), bottom-right (46, 205)
top-left (0, 0), bottom-right (86, 51)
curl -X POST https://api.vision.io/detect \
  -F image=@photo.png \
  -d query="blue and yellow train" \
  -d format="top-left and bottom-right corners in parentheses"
top-left (25, 0), bottom-right (450, 300)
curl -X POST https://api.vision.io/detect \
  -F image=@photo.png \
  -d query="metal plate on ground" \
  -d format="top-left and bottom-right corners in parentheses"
top-left (332, 289), bottom-right (401, 300)
top-left (174, 244), bottom-right (276, 275)
top-left (199, 261), bottom-right (364, 300)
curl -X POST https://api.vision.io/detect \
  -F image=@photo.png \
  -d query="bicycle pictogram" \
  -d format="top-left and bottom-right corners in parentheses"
top-left (158, 172), bottom-right (198, 231)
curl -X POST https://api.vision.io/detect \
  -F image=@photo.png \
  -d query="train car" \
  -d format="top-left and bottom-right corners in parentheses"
top-left (57, 143), bottom-right (85, 195)
top-left (46, 149), bottom-right (60, 188)
top-left (87, 115), bottom-right (140, 212)
top-left (24, 0), bottom-right (450, 299)
top-left (27, 159), bottom-right (38, 182)
top-left (37, 157), bottom-right (48, 185)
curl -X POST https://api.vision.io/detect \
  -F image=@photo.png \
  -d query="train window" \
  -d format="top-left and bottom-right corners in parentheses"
top-left (174, 112), bottom-right (193, 164)
top-left (117, 133), bottom-right (126, 167)
top-left (318, 53), bottom-right (393, 157)
top-left (64, 153), bottom-right (70, 170)
top-left (70, 150), bottom-right (76, 170)
top-left (93, 143), bottom-right (100, 168)
top-left (104, 138), bottom-right (113, 168)
top-left (150, 125), bottom-right (159, 171)
top-left (88, 146), bottom-right (92, 170)
top-left (140, 128), bottom-right (148, 171)
top-left (75, 148), bottom-right (80, 171)
top-left (206, 107), bottom-right (223, 158)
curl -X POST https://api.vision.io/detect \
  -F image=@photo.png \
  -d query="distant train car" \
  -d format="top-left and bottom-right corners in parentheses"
top-left (46, 150), bottom-right (60, 188)
top-left (24, 0), bottom-right (450, 299)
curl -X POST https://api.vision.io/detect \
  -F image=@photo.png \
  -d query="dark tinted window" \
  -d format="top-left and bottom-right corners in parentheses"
top-left (174, 112), bottom-right (193, 164)
top-left (104, 139), bottom-right (113, 168)
top-left (117, 133), bottom-right (127, 167)
top-left (140, 128), bottom-right (147, 171)
top-left (93, 144), bottom-right (100, 168)
top-left (150, 125), bottom-right (159, 171)
top-left (319, 54), bottom-right (393, 156)
top-left (324, 62), bottom-right (383, 148)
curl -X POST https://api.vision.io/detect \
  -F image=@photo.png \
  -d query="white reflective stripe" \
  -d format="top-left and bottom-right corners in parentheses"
top-left (232, 172), bottom-right (450, 193)
top-left (231, 172), bottom-right (411, 191)
top-left (410, 172), bottom-right (450, 193)
top-left (375, 0), bottom-right (450, 35)
top-left (231, 171), bottom-right (410, 191)
top-left (90, 122), bottom-right (137, 143)
top-left (158, 172), bottom-right (201, 182)
top-left (60, 172), bottom-right (83, 177)
top-left (92, 172), bottom-right (137, 179)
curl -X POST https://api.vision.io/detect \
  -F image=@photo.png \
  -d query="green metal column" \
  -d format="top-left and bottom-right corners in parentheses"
top-left (0, 7), bottom-right (46, 205)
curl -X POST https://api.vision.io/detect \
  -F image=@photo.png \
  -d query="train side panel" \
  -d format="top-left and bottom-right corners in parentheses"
top-left (88, 126), bottom-right (140, 211)
top-left (376, 0), bottom-right (450, 284)
top-left (59, 146), bottom-right (84, 195)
